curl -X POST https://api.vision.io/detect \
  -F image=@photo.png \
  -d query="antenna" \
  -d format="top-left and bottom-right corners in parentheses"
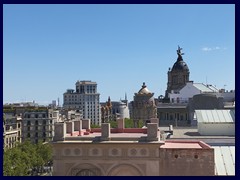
top-left (206, 76), bottom-right (208, 85)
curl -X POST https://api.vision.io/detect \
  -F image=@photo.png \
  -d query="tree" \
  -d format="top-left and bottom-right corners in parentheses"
top-left (124, 118), bottom-right (134, 128)
top-left (109, 120), bottom-right (117, 128)
top-left (124, 118), bottom-right (144, 128)
top-left (3, 140), bottom-right (53, 176)
top-left (90, 124), bottom-right (100, 128)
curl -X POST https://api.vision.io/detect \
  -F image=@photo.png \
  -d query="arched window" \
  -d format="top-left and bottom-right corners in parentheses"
top-left (76, 169), bottom-right (96, 176)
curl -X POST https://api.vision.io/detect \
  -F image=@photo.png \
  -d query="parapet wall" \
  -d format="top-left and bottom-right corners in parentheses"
top-left (159, 148), bottom-right (214, 176)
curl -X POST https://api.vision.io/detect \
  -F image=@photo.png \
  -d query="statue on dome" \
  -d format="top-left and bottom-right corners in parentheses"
top-left (177, 45), bottom-right (184, 58)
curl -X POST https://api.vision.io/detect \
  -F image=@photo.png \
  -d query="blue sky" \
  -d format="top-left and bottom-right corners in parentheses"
top-left (3, 4), bottom-right (235, 105)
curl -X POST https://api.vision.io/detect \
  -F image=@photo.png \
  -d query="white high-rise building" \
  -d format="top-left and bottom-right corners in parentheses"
top-left (63, 80), bottom-right (101, 125)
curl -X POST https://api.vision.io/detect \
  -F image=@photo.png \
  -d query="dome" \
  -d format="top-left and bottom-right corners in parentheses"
top-left (172, 46), bottom-right (189, 71)
top-left (172, 60), bottom-right (189, 71)
top-left (138, 82), bottom-right (152, 94)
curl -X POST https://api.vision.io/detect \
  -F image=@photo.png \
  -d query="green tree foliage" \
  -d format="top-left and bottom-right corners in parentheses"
top-left (124, 118), bottom-right (144, 128)
top-left (138, 119), bottom-right (144, 128)
top-left (124, 118), bottom-right (134, 128)
top-left (90, 124), bottom-right (100, 128)
top-left (109, 120), bottom-right (117, 128)
top-left (3, 140), bottom-right (52, 176)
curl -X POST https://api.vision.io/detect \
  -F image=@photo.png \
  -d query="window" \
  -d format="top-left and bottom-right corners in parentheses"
top-left (27, 121), bottom-right (31, 126)
top-left (180, 115), bottom-right (184, 121)
top-left (172, 75), bottom-right (178, 84)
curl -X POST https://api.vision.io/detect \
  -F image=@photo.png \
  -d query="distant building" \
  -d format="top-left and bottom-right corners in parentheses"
top-left (3, 114), bottom-right (22, 149)
top-left (101, 96), bottom-right (129, 122)
top-left (3, 104), bottom-right (61, 145)
top-left (22, 108), bottom-right (59, 143)
top-left (132, 82), bottom-right (157, 127)
top-left (100, 97), bottom-right (113, 123)
top-left (168, 81), bottom-right (219, 104)
top-left (157, 47), bottom-right (235, 127)
top-left (63, 80), bottom-right (101, 125)
top-left (157, 103), bottom-right (189, 127)
top-left (111, 100), bottom-right (129, 119)
top-left (195, 109), bottom-right (235, 136)
top-left (49, 100), bottom-right (57, 109)
top-left (60, 109), bottom-right (82, 121)
top-left (165, 46), bottom-right (190, 99)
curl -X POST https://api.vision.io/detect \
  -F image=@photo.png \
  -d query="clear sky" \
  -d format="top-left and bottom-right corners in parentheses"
top-left (3, 4), bottom-right (235, 105)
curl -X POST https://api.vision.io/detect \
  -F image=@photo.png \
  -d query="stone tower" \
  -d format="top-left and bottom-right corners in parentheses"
top-left (132, 82), bottom-right (157, 127)
top-left (165, 46), bottom-right (190, 98)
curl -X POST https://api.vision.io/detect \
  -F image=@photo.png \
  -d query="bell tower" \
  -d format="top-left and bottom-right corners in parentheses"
top-left (165, 46), bottom-right (190, 98)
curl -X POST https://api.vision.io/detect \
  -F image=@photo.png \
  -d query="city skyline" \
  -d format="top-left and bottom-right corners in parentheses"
top-left (3, 4), bottom-right (235, 105)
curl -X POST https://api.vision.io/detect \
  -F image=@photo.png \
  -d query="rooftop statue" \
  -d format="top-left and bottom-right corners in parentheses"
top-left (177, 45), bottom-right (184, 59)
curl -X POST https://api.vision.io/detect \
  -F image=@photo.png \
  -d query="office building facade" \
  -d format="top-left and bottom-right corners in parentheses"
top-left (63, 80), bottom-right (101, 125)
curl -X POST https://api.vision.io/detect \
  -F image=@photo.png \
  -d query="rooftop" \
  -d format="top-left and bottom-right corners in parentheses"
top-left (160, 140), bottom-right (211, 149)
top-left (195, 109), bottom-right (235, 123)
top-left (159, 126), bottom-right (235, 146)
top-left (193, 83), bottom-right (218, 93)
top-left (213, 146), bottom-right (235, 175)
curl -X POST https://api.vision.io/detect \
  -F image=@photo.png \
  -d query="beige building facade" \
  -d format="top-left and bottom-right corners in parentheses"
top-left (3, 114), bottom-right (22, 149)
top-left (132, 82), bottom-right (157, 127)
top-left (52, 119), bottom-right (214, 176)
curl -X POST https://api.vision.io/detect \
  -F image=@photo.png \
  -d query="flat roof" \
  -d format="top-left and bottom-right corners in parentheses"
top-left (195, 110), bottom-right (235, 123)
top-left (66, 132), bottom-right (149, 138)
top-left (160, 140), bottom-right (210, 149)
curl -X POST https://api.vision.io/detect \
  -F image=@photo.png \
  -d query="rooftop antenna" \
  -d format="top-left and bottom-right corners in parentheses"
top-left (206, 76), bottom-right (208, 85)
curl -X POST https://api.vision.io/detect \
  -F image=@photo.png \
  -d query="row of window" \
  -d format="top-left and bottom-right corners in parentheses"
top-left (24, 113), bottom-right (48, 118)
top-left (65, 94), bottom-right (98, 99)
top-left (159, 113), bottom-right (188, 121)
top-left (26, 126), bottom-right (53, 131)
top-left (64, 101), bottom-right (99, 106)
top-left (64, 105), bottom-right (100, 112)
top-left (25, 120), bottom-right (53, 126)
top-left (5, 136), bottom-right (17, 144)
top-left (27, 132), bottom-right (52, 138)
